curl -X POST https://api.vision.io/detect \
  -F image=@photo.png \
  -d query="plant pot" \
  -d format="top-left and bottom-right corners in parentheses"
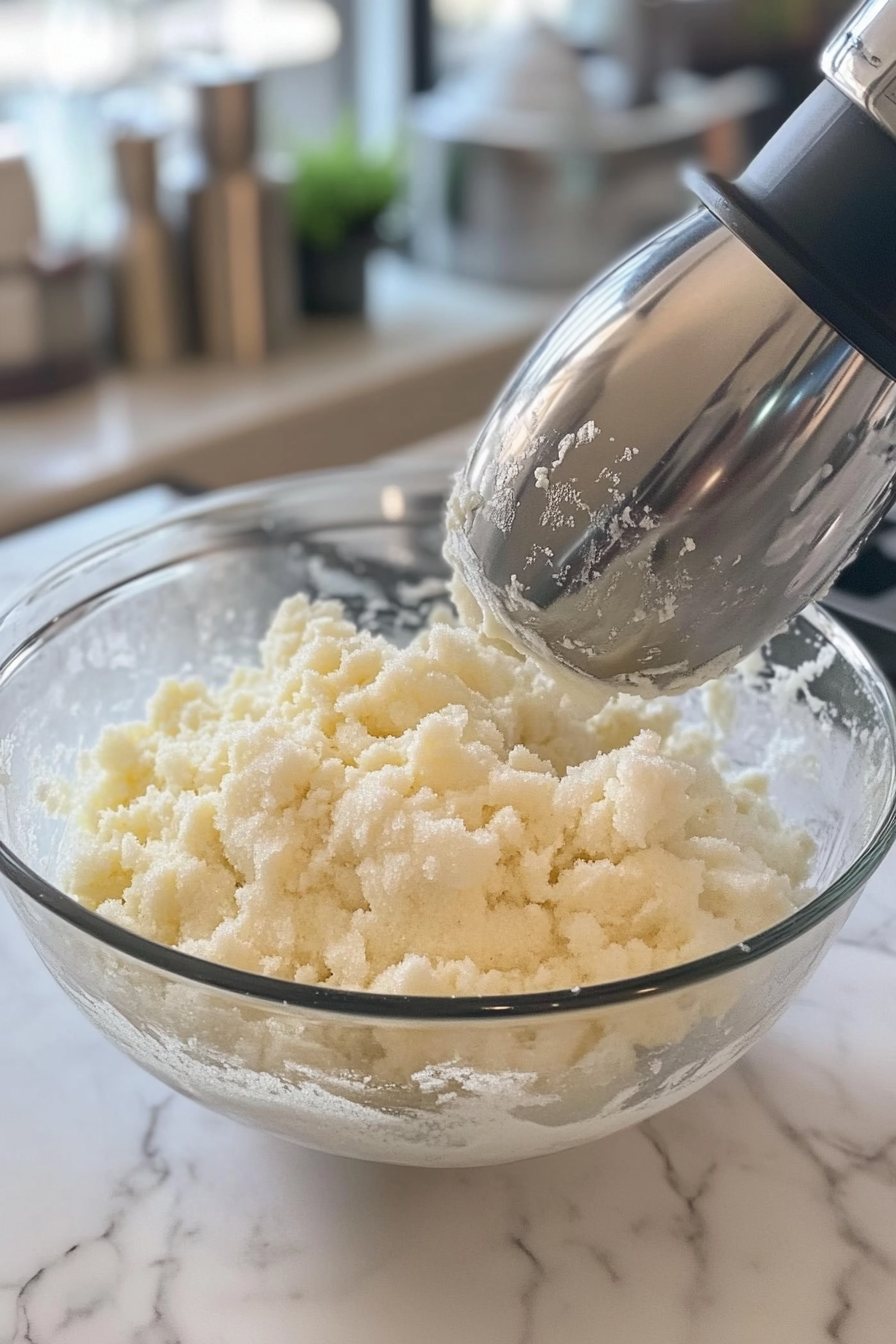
top-left (298, 232), bottom-right (375, 316)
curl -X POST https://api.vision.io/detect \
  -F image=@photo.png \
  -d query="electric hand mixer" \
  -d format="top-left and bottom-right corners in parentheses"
top-left (446, 0), bottom-right (896, 693)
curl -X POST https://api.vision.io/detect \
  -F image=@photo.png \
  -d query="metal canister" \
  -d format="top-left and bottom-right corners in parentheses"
top-left (188, 71), bottom-right (295, 363)
top-left (112, 130), bottom-right (185, 368)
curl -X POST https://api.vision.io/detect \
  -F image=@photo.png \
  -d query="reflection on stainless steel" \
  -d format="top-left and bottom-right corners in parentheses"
top-left (822, 0), bottom-right (896, 140)
top-left (448, 209), bottom-right (896, 691)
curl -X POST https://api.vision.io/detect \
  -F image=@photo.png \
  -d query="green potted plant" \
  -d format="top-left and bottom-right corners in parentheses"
top-left (289, 122), bottom-right (400, 316)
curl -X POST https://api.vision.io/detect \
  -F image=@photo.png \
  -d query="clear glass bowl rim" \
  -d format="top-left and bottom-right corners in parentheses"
top-left (1, 469), bottom-right (895, 1023)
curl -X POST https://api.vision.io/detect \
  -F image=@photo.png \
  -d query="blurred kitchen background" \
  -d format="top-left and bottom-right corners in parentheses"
top-left (0, 0), bottom-right (858, 536)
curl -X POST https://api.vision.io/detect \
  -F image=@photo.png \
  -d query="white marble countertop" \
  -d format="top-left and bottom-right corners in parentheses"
top-left (3, 845), bottom-right (896, 1344)
top-left (3, 483), bottom-right (896, 1344)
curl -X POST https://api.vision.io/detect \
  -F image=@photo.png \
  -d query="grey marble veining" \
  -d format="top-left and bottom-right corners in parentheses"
top-left (2, 853), bottom-right (896, 1344)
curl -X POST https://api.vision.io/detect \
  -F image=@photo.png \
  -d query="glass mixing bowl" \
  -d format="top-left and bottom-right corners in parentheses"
top-left (1, 462), bottom-right (895, 1168)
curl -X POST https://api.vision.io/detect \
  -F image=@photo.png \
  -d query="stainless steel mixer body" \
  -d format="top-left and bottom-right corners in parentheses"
top-left (447, 1), bottom-right (896, 691)
top-left (448, 208), bottom-right (896, 692)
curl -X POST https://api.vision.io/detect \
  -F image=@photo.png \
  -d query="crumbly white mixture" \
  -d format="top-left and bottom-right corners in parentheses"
top-left (60, 594), bottom-right (813, 994)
